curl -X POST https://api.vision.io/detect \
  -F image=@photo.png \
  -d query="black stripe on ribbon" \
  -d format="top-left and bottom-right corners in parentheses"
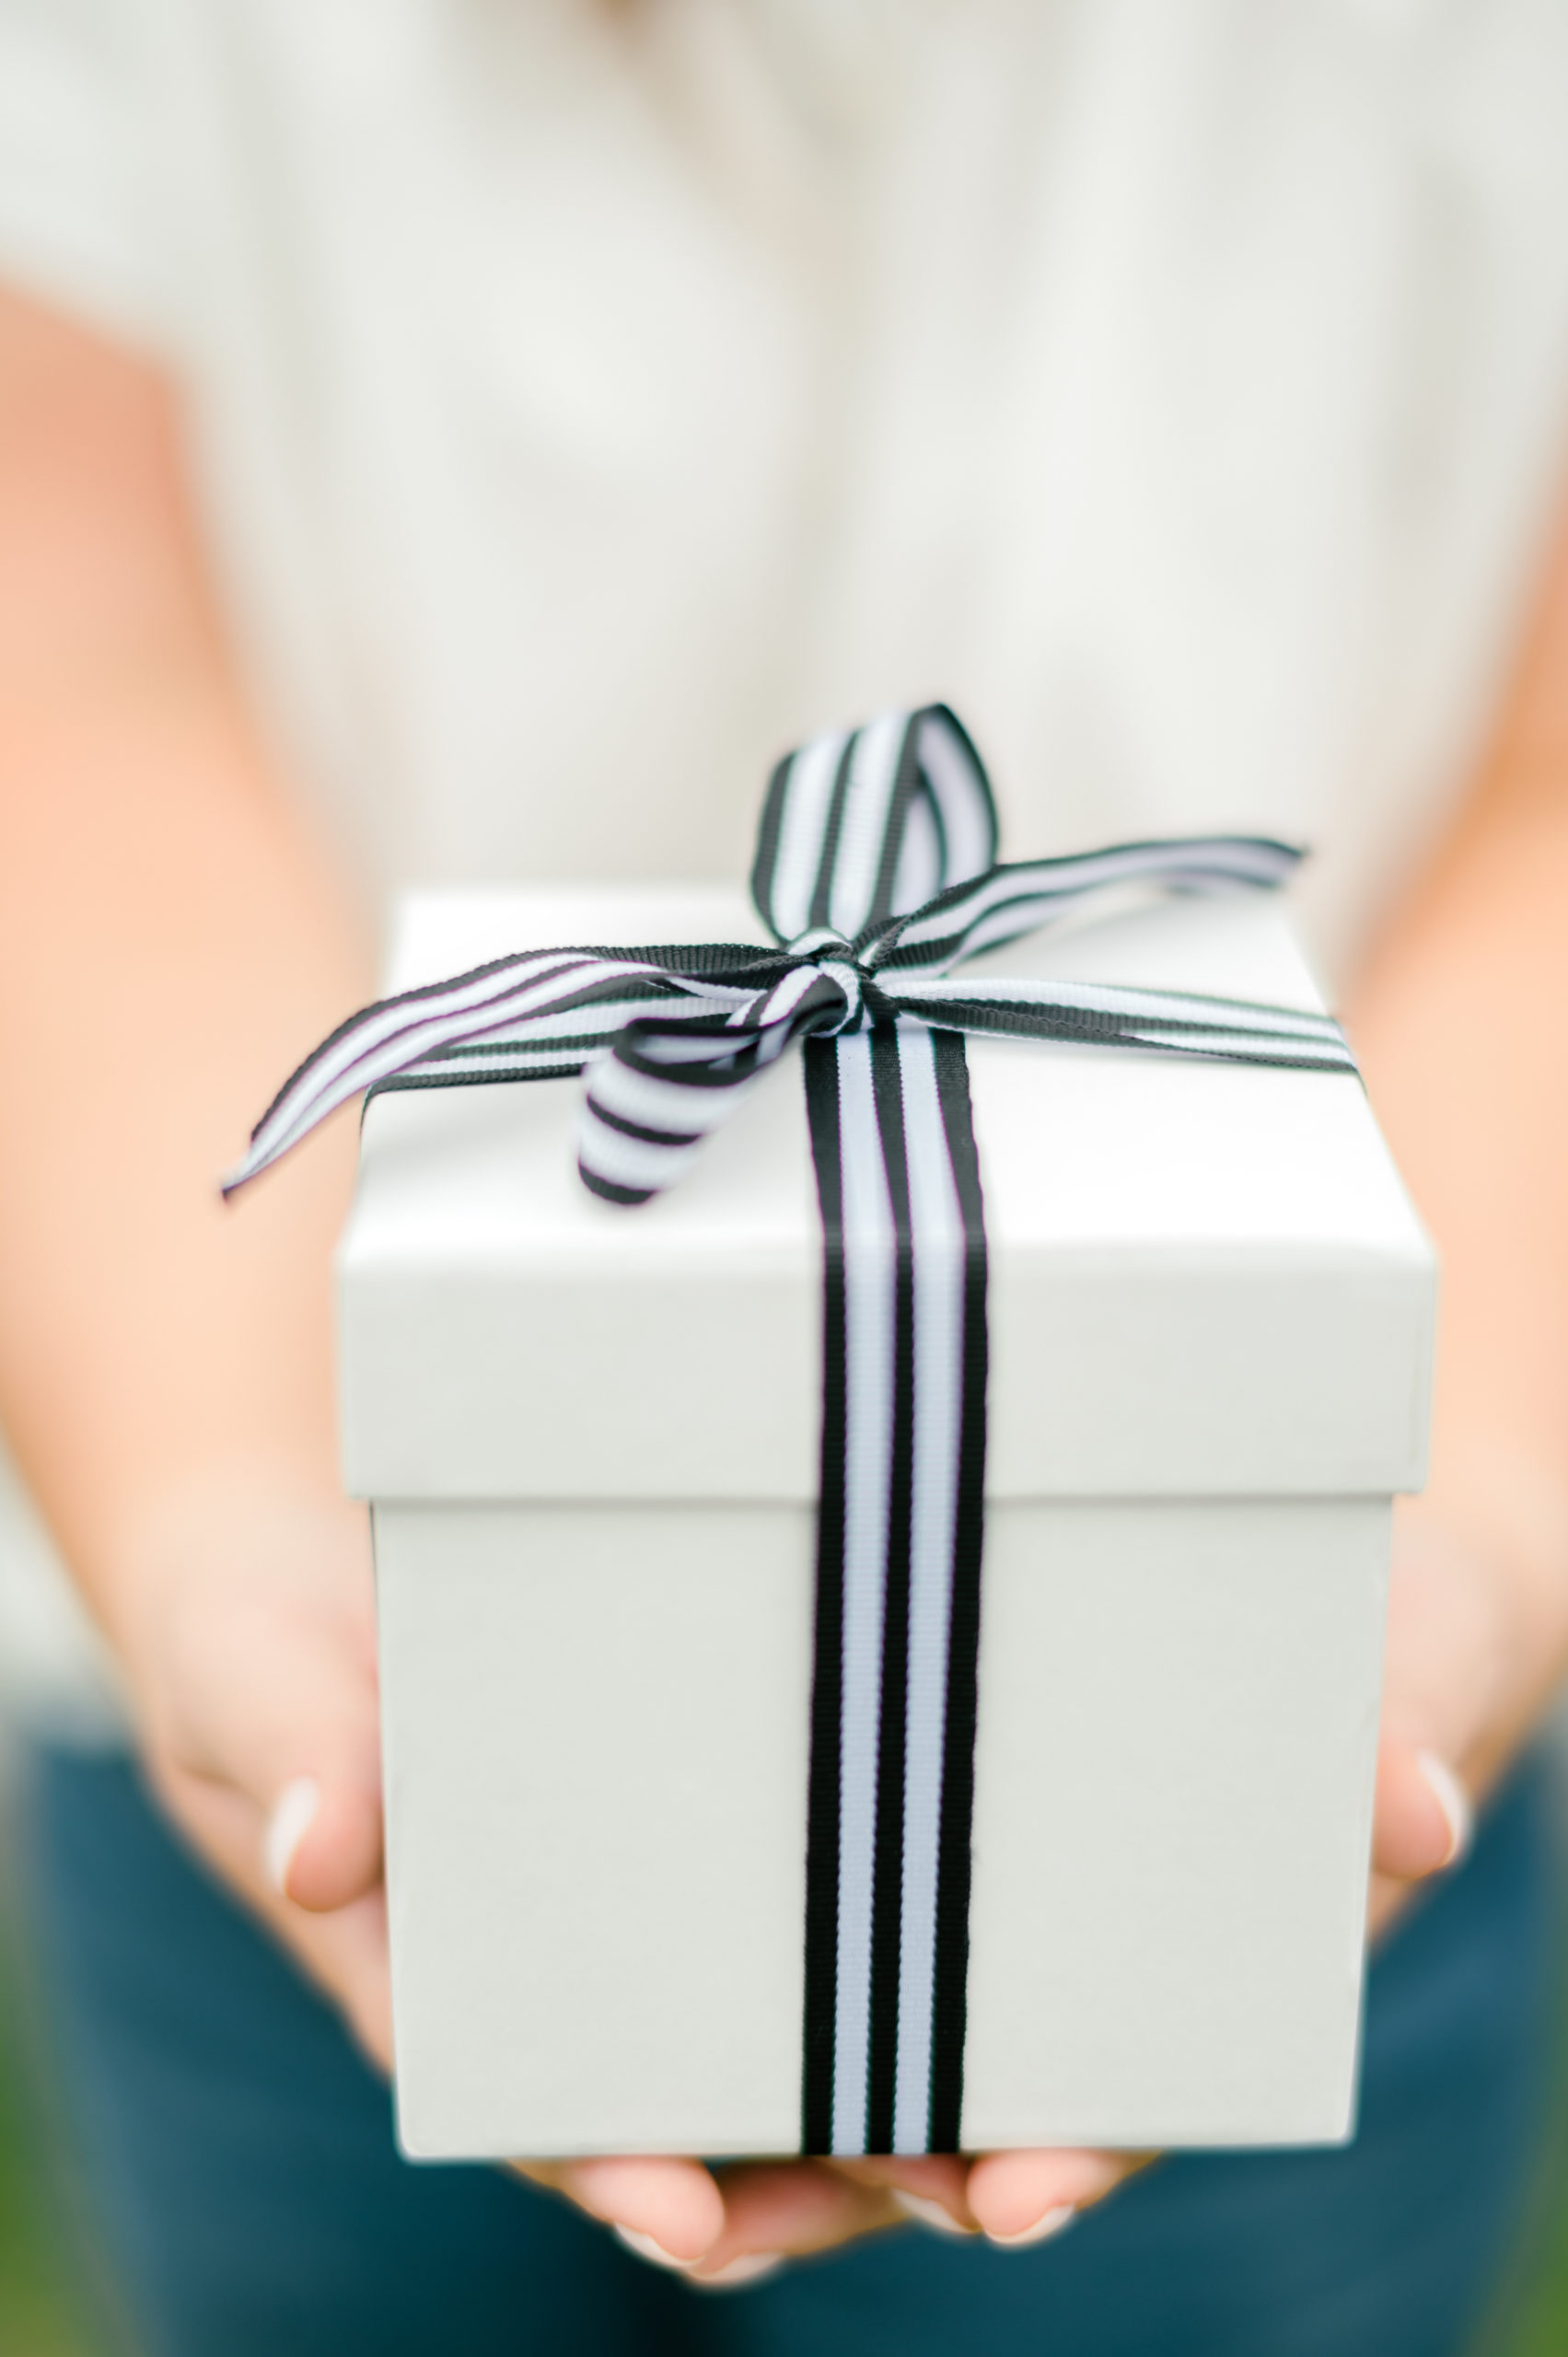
top-left (802, 1020), bottom-right (988, 2156)
top-left (930, 1028), bottom-right (987, 2156)
top-left (867, 1022), bottom-right (915, 2158)
top-left (807, 737), bottom-right (856, 931)
top-left (802, 1040), bottom-right (846, 2159)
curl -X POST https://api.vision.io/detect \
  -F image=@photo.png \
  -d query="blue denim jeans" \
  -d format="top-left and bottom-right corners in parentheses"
top-left (18, 1744), bottom-right (1563, 2357)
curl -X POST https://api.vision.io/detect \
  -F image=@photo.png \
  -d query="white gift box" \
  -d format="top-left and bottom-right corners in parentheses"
top-left (340, 882), bottom-right (1434, 2161)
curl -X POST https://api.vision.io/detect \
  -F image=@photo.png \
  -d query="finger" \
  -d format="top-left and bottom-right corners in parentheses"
top-left (830, 2154), bottom-right (976, 2235)
top-left (558, 2159), bottom-right (900, 2282)
top-left (157, 1550), bottom-right (384, 1911)
top-left (216, 1625), bottom-right (382, 1912)
top-left (1372, 1735), bottom-right (1472, 1884)
top-left (682, 2162), bottom-right (894, 2278)
top-left (516, 2157), bottom-right (726, 2267)
top-left (263, 1767), bottom-right (383, 1914)
top-left (964, 2148), bottom-right (1144, 2247)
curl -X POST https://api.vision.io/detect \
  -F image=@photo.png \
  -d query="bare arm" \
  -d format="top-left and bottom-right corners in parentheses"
top-left (1347, 491), bottom-right (1568, 1901)
top-left (0, 283), bottom-right (389, 1974)
top-left (0, 295), bottom-right (373, 1565)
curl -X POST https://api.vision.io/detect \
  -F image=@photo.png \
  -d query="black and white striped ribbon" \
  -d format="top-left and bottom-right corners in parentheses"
top-left (225, 709), bottom-right (1351, 1209)
top-left (225, 704), bottom-right (1357, 2154)
top-left (801, 1021), bottom-right (986, 2156)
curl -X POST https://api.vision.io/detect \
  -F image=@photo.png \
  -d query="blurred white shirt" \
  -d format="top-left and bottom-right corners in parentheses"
top-left (3, 0), bottom-right (1568, 1730)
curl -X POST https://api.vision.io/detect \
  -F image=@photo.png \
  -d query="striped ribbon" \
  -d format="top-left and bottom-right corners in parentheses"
top-left (226, 704), bottom-right (1357, 2155)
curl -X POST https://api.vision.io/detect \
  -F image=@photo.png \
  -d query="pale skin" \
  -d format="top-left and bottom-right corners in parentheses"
top-left (0, 281), bottom-right (1564, 2277)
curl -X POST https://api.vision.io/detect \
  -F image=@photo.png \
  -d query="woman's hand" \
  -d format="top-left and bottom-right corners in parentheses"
top-left (112, 1479), bottom-right (394, 2065)
top-left (516, 2148), bottom-right (1140, 2280)
top-left (1369, 1513), bottom-right (1512, 1933)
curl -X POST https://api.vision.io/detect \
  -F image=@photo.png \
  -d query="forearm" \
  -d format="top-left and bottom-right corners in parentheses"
top-left (0, 290), bottom-right (371, 1663)
top-left (1344, 512), bottom-right (1568, 1782)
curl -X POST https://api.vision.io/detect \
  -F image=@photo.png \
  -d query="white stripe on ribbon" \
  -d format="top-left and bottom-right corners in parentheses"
top-left (892, 1023), bottom-right (965, 2155)
top-left (767, 730), bottom-right (850, 943)
top-left (586, 1056), bottom-right (720, 1136)
top-left (915, 709), bottom-right (995, 886)
top-left (889, 837), bottom-right (1300, 964)
top-left (889, 787), bottom-right (943, 916)
top-left (829, 714), bottom-right (908, 939)
top-left (831, 1033), bottom-right (898, 2159)
top-left (889, 972), bottom-right (1347, 1039)
top-left (575, 1110), bottom-right (703, 1197)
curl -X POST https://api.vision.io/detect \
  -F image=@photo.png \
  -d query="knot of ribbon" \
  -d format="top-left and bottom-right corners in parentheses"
top-left (224, 703), bottom-right (1353, 1208)
top-left (773, 927), bottom-right (888, 1032)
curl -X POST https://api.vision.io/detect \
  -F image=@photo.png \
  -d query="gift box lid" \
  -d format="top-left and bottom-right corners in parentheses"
top-left (338, 885), bottom-right (1434, 1502)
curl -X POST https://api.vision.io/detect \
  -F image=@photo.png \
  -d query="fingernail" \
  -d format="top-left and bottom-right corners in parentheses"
top-left (691, 2253), bottom-right (785, 2290)
top-left (986, 2202), bottom-right (1076, 2249)
top-left (264, 1777), bottom-right (321, 1896)
top-left (891, 2189), bottom-right (975, 2237)
top-left (1417, 1751), bottom-right (1473, 1870)
top-left (613, 2225), bottom-right (702, 2274)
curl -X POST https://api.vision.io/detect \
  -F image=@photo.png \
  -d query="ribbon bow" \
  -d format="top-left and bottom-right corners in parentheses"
top-left (224, 705), bottom-right (1353, 1205)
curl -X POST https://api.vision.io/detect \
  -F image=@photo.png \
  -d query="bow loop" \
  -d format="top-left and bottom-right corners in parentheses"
top-left (751, 705), bottom-right (998, 946)
top-left (222, 706), bottom-right (1356, 1211)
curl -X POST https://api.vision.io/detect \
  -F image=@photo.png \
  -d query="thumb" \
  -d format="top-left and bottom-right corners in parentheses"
top-left (218, 1594), bottom-right (383, 1913)
top-left (146, 1503), bottom-right (384, 1913)
top-left (1372, 1734), bottom-right (1472, 1885)
top-left (261, 1751), bottom-right (382, 1915)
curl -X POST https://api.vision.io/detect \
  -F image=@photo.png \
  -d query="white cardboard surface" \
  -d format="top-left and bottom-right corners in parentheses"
top-left (379, 1495), bottom-right (1387, 2156)
top-left (341, 887), bottom-right (1434, 1501)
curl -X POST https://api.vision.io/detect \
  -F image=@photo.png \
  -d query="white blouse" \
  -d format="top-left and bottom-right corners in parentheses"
top-left (3, 0), bottom-right (1568, 1724)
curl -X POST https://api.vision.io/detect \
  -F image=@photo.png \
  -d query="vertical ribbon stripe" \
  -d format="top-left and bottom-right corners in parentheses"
top-left (803, 1023), bottom-right (987, 2155)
